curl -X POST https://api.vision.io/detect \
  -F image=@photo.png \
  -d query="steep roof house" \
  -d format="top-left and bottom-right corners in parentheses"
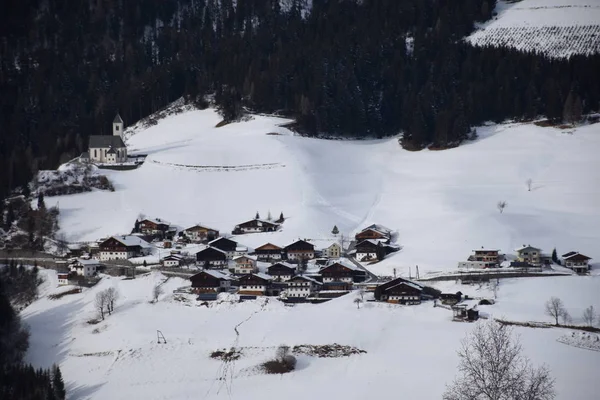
top-left (138, 218), bottom-right (171, 235)
top-left (267, 262), bottom-right (298, 282)
top-left (322, 242), bottom-right (342, 259)
top-left (319, 260), bottom-right (361, 289)
top-left (515, 245), bottom-right (542, 266)
top-left (238, 273), bottom-right (273, 296)
top-left (233, 255), bottom-right (257, 275)
top-left (354, 240), bottom-right (385, 262)
top-left (190, 270), bottom-right (232, 293)
top-left (468, 247), bottom-right (501, 266)
top-left (98, 235), bottom-right (151, 261)
top-left (286, 275), bottom-right (322, 298)
top-left (183, 224), bottom-right (219, 243)
top-left (254, 243), bottom-right (283, 262)
top-left (561, 252), bottom-right (592, 273)
top-left (355, 224), bottom-right (392, 242)
top-left (284, 240), bottom-right (315, 261)
top-left (374, 277), bottom-right (425, 304)
top-left (195, 247), bottom-right (228, 268)
top-left (69, 259), bottom-right (103, 278)
top-left (208, 237), bottom-right (238, 259)
top-left (161, 254), bottom-right (184, 268)
top-left (88, 114), bottom-right (128, 164)
top-left (232, 218), bottom-right (280, 234)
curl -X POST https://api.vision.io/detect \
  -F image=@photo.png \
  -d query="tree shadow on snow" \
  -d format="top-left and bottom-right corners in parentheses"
top-left (67, 382), bottom-right (105, 400)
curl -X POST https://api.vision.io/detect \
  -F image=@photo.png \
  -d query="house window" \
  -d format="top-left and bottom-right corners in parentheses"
top-left (116, 126), bottom-right (119, 131)
top-left (94, 149), bottom-right (97, 158)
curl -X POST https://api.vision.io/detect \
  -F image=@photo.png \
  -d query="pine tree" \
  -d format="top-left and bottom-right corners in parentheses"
top-left (52, 365), bottom-right (66, 400)
top-left (255, 211), bottom-right (260, 219)
top-left (267, 210), bottom-right (272, 221)
top-left (551, 248), bottom-right (559, 265)
top-left (278, 212), bottom-right (284, 222)
top-left (332, 225), bottom-right (339, 235)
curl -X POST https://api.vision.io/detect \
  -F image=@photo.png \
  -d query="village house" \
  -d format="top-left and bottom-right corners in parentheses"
top-left (561, 252), bottom-right (592, 273)
top-left (452, 300), bottom-right (480, 322)
top-left (233, 255), bottom-right (257, 275)
top-left (189, 270), bottom-right (232, 294)
top-left (515, 245), bottom-right (542, 266)
top-left (322, 242), bottom-right (342, 259)
top-left (232, 218), bottom-right (280, 235)
top-left (286, 275), bottom-right (322, 298)
top-left (70, 259), bottom-right (103, 278)
top-left (138, 218), bottom-right (170, 235)
top-left (238, 273), bottom-right (273, 296)
top-left (254, 243), bottom-right (283, 262)
top-left (354, 239), bottom-right (387, 262)
top-left (267, 262), bottom-right (298, 282)
top-left (374, 277), bottom-right (427, 305)
top-left (355, 224), bottom-right (392, 242)
top-left (87, 114), bottom-right (128, 164)
top-left (196, 247), bottom-right (228, 268)
top-left (319, 260), bottom-right (361, 290)
top-left (284, 240), bottom-right (315, 261)
top-left (208, 237), bottom-right (239, 260)
top-left (57, 272), bottom-right (70, 286)
top-left (98, 235), bottom-right (152, 261)
top-left (161, 254), bottom-right (184, 268)
top-left (183, 224), bottom-right (219, 243)
top-left (467, 248), bottom-right (501, 267)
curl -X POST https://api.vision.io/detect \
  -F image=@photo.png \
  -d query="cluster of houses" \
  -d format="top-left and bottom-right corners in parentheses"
top-left (457, 245), bottom-right (593, 274)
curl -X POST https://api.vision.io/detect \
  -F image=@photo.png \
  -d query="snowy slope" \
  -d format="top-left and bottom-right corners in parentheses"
top-left (467, 0), bottom-right (600, 58)
top-left (22, 270), bottom-right (600, 400)
top-left (45, 109), bottom-right (600, 275)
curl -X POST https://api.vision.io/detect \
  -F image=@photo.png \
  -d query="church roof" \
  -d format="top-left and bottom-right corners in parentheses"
top-left (107, 147), bottom-right (116, 154)
top-left (113, 113), bottom-right (123, 124)
top-left (89, 135), bottom-right (126, 149)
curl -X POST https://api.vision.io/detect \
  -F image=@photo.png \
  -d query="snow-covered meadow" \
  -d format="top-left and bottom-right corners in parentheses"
top-left (467, 0), bottom-right (600, 58)
top-left (45, 107), bottom-right (600, 276)
top-left (22, 270), bottom-right (600, 400)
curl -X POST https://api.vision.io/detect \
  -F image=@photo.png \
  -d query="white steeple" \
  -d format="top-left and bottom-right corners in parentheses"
top-left (113, 113), bottom-right (124, 137)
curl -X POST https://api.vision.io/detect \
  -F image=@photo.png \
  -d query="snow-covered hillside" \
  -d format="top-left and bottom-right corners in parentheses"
top-left (467, 0), bottom-right (600, 58)
top-left (45, 108), bottom-right (600, 276)
top-left (21, 270), bottom-right (600, 400)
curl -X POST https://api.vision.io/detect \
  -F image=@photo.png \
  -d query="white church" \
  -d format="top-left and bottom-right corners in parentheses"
top-left (85, 114), bottom-right (128, 164)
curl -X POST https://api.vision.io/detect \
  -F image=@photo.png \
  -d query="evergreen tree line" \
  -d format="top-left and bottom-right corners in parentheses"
top-left (0, 266), bottom-right (66, 400)
top-left (1, 0), bottom-right (599, 201)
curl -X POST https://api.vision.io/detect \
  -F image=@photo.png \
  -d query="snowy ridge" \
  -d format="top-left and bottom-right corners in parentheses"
top-left (467, 0), bottom-right (600, 58)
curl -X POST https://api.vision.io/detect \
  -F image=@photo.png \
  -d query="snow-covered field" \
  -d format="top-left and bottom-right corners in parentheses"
top-left (22, 270), bottom-right (600, 399)
top-left (45, 107), bottom-right (600, 276)
top-left (467, 0), bottom-right (600, 58)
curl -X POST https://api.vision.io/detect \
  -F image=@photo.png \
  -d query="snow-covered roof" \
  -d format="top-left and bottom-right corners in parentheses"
top-left (72, 258), bottom-right (101, 266)
top-left (473, 248), bottom-right (500, 252)
top-left (162, 254), bottom-right (184, 261)
top-left (386, 281), bottom-right (423, 292)
top-left (562, 252), bottom-right (591, 260)
top-left (269, 262), bottom-right (296, 270)
top-left (324, 259), bottom-right (361, 271)
top-left (515, 245), bottom-right (541, 252)
top-left (141, 217), bottom-right (171, 226)
top-left (202, 270), bottom-right (231, 280)
top-left (185, 224), bottom-right (218, 232)
top-left (233, 255), bottom-right (257, 262)
top-left (363, 224), bottom-right (392, 234)
top-left (253, 272), bottom-right (274, 281)
top-left (201, 246), bottom-right (227, 255)
top-left (111, 235), bottom-right (151, 248)
top-left (290, 275), bottom-right (322, 285)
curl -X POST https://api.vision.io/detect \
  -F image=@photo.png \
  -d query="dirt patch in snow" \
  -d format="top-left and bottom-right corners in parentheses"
top-left (210, 348), bottom-right (242, 362)
top-left (292, 344), bottom-right (366, 358)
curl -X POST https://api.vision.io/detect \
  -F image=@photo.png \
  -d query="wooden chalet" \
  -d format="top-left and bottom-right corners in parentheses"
top-left (238, 273), bottom-right (273, 295)
top-left (208, 237), bottom-right (238, 259)
top-left (515, 245), bottom-right (542, 266)
top-left (162, 254), bottom-right (184, 267)
top-left (232, 218), bottom-right (280, 235)
top-left (69, 258), bottom-right (103, 278)
top-left (284, 240), bottom-right (315, 261)
top-left (195, 247), bottom-right (228, 268)
top-left (319, 261), bottom-right (360, 290)
top-left (354, 239), bottom-right (384, 262)
top-left (374, 277), bottom-right (440, 305)
top-left (254, 243), bottom-right (283, 262)
top-left (468, 247), bottom-right (501, 266)
top-left (138, 218), bottom-right (170, 235)
top-left (286, 275), bottom-right (321, 298)
top-left (190, 270), bottom-right (232, 294)
top-left (57, 272), bottom-right (71, 286)
top-left (355, 224), bottom-right (392, 241)
top-left (561, 252), bottom-right (592, 273)
top-left (233, 255), bottom-right (257, 275)
top-left (184, 224), bottom-right (219, 243)
top-left (267, 262), bottom-right (298, 282)
top-left (98, 235), bottom-right (151, 261)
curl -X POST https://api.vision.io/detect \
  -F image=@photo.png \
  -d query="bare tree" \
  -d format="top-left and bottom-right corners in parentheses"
top-left (583, 305), bottom-right (596, 326)
top-left (489, 279), bottom-right (499, 299)
top-left (497, 201), bottom-right (507, 214)
top-left (95, 291), bottom-right (108, 320)
top-left (526, 178), bottom-right (533, 192)
top-left (560, 309), bottom-right (571, 325)
top-left (354, 298), bottom-right (362, 309)
top-left (276, 345), bottom-right (290, 361)
top-left (152, 284), bottom-right (163, 303)
top-left (55, 233), bottom-right (69, 255)
top-left (545, 297), bottom-right (566, 326)
top-left (105, 287), bottom-right (119, 315)
top-left (443, 321), bottom-right (555, 400)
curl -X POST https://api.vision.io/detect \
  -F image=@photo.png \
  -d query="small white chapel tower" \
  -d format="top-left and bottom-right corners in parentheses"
top-left (113, 113), bottom-right (124, 137)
